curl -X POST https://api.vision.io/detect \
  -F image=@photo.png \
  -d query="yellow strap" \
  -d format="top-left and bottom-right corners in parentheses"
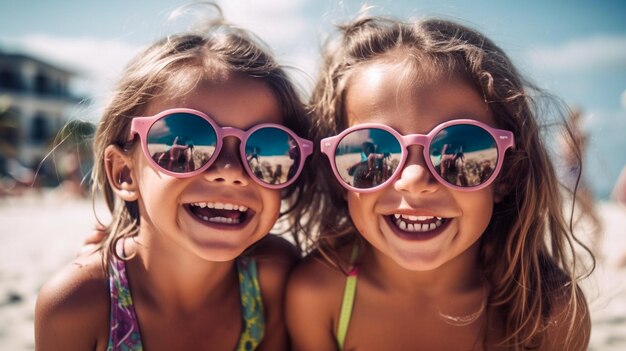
top-left (336, 245), bottom-right (360, 350)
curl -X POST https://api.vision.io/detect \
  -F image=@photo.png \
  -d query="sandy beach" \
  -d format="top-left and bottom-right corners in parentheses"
top-left (1, 190), bottom-right (625, 350)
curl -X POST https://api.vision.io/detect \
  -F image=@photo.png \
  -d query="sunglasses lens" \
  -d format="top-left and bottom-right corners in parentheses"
top-left (429, 124), bottom-right (497, 187)
top-left (146, 113), bottom-right (217, 173)
top-left (245, 127), bottom-right (301, 185)
top-left (334, 128), bottom-right (402, 189)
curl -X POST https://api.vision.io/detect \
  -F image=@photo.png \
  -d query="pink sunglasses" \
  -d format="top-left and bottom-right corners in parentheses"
top-left (128, 108), bottom-right (313, 189)
top-left (320, 119), bottom-right (514, 192)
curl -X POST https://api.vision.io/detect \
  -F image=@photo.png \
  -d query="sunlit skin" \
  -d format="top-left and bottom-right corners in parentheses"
top-left (287, 60), bottom-right (509, 350)
top-left (35, 72), bottom-right (297, 351)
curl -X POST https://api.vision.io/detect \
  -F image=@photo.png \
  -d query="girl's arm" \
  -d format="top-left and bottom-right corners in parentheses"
top-left (286, 255), bottom-right (344, 351)
top-left (254, 235), bottom-right (300, 351)
top-left (35, 253), bottom-right (109, 351)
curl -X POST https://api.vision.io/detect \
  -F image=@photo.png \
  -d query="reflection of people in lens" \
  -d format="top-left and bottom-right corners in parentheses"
top-left (479, 160), bottom-right (494, 183)
top-left (246, 146), bottom-right (260, 163)
top-left (439, 144), bottom-right (468, 186)
top-left (287, 138), bottom-right (300, 181)
top-left (347, 141), bottom-right (388, 187)
top-left (439, 144), bottom-right (455, 182)
top-left (157, 136), bottom-right (194, 172)
top-left (453, 146), bottom-right (467, 186)
top-left (246, 146), bottom-right (265, 179)
top-left (271, 164), bottom-right (283, 184)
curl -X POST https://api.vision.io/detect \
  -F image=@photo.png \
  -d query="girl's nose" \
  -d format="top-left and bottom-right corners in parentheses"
top-left (203, 138), bottom-right (249, 186)
top-left (393, 146), bottom-right (438, 194)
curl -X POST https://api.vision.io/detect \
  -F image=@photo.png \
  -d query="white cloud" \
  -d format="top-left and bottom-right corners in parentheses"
top-left (217, 0), bottom-right (313, 49)
top-left (526, 35), bottom-right (626, 71)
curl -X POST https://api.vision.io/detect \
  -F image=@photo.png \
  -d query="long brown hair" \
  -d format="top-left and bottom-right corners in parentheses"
top-left (303, 14), bottom-right (595, 349)
top-left (91, 3), bottom-right (312, 267)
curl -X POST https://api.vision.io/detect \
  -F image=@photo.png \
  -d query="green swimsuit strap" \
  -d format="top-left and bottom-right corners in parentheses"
top-left (336, 245), bottom-right (360, 351)
top-left (236, 258), bottom-right (265, 351)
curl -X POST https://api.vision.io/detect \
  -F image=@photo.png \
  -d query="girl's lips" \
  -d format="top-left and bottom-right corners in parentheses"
top-left (384, 214), bottom-right (451, 241)
top-left (184, 201), bottom-right (255, 230)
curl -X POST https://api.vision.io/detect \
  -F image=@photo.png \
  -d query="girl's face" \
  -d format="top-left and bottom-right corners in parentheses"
top-left (131, 73), bottom-right (283, 262)
top-left (344, 62), bottom-right (497, 271)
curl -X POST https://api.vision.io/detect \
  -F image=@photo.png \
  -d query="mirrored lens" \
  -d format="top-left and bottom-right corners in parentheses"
top-left (245, 127), bottom-right (300, 185)
top-left (146, 113), bottom-right (217, 173)
top-left (429, 124), bottom-right (497, 187)
top-left (334, 128), bottom-right (402, 189)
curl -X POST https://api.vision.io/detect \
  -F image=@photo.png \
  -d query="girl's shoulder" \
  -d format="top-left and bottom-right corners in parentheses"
top-left (286, 249), bottom-right (349, 313)
top-left (35, 250), bottom-right (110, 349)
top-left (285, 248), bottom-right (353, 350)
top-left (288, 241), bottom-right (357, 292)
top-left (289, 246), bottom-right (353, 286)
top-left (541, 286), bottom-right (591, 350)
top-left (288, 242), bottom-right (360, 309)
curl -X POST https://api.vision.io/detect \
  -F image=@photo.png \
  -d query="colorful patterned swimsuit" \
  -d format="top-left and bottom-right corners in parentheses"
top-left (107, 256), bottom-right (265, 351)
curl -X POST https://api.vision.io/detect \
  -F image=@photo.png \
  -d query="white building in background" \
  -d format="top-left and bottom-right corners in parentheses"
top-left (0, 51), bottom-right (82, 168)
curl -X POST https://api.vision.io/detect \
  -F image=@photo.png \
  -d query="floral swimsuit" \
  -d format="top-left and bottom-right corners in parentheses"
top-left (107, 256), bottom-right (265, 350)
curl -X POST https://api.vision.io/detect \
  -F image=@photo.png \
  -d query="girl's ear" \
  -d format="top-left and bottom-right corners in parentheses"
top-left (105, 145), bottom-right (139, 202)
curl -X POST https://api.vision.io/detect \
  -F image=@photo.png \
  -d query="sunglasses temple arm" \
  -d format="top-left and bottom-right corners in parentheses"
top-left (497, 130), bottom-right (515, 150)
top-left (301, 139), bottom-right (314, 158)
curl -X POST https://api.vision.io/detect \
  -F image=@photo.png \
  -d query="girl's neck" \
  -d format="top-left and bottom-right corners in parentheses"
top-left (361, 240), bottom-right (483, 295)
top-left (122, 232), bottom-right (238, 314)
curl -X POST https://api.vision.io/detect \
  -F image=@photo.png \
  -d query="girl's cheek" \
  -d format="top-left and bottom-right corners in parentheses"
top-left (261, 189), bottom-right (282, 220)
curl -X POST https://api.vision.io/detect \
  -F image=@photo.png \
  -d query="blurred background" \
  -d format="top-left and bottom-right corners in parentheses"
top-left (1, 0), bottom-right (625, 199)
top-left (0, 0), bottom-right (625, 350)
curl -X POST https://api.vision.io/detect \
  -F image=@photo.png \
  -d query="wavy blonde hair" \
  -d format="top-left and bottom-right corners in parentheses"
top-left (303, 15), bottom-right (595, 349)
top-left (91, 4), bottom-right (312, 267)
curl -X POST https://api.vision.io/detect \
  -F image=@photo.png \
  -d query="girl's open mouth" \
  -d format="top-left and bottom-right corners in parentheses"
top-left (185, 201), bottom-right (252, 227)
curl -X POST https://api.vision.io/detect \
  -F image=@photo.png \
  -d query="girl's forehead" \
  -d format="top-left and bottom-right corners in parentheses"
top-left (144, 73), bottom-right (284, 128)
top-left (344, 61), bottom-right (493, 132)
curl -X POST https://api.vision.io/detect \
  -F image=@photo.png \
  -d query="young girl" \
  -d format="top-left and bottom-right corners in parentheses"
top-left (35, 6), bottom-right (314, 351)
top-left (287, 15), bottom-right (595, 350)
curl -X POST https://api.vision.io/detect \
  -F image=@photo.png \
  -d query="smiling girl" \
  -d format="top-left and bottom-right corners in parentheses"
top-left (35, 5), bottom-right (312, 351)
top-left (287, 15), bottom-right (594, 350)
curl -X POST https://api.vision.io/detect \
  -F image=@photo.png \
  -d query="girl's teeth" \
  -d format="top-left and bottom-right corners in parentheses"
top-left (196, 215), bottom-right (241, 224)
top-left (392, 214), bottom-right (445, 233)
top-left (188, 202), bottom-right (248, 225)
top-left (207, 216), bottom-right (240, 224)
top-left (191, 202), bottom-right (248, 212)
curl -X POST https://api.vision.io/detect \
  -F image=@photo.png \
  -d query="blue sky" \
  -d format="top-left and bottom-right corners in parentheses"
top-left (1, 0), bottom-right (625, 198)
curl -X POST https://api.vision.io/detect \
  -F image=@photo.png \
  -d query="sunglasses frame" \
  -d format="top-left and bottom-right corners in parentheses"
top-left (128, 108), bottom-right (313, 189)
top-left (321, 119), bottom-right (514, 193)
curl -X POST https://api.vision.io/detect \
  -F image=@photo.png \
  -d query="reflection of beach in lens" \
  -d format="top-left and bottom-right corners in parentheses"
top-left (145, 113), bottom-right (218, 173)
top-left (247, 155), bottom-right (294, 184)
top-left (432, 148), bottom-right (497, 186)
top-left (148, 143), bottom-right (215, 172)
top-left (246, 128), bottom-right (300, 185)
top-left (335, 129), bottom-right (402, 188)
top-left (335, 152), bottom-right (401, 187)
top-left (430, 125), bottom-right (497, 187)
